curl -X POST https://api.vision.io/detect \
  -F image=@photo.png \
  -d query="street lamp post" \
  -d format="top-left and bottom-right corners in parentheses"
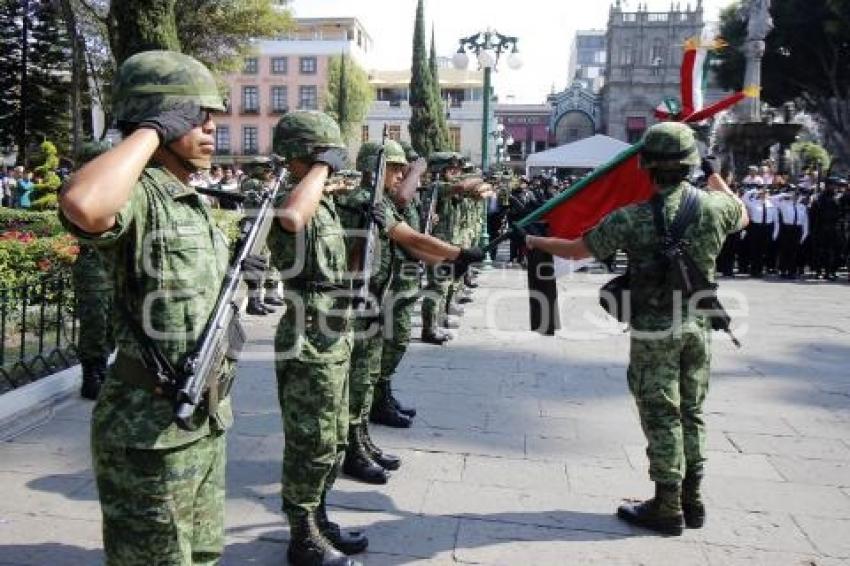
top-left (453, 29), bottom-right (521, 261)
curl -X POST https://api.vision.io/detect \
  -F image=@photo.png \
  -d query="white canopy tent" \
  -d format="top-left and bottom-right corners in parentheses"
top-left (525, 134), bottom-right (631, 174)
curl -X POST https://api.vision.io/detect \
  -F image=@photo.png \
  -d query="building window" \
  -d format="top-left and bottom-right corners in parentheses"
top-left (448, 127), bottom-right (461, 152)
top-left (242, 86), bottom-right (259, 114)
top-left (622, 13), bottom-right (637, 22)
top-left (271, 56), bottom-right (288, 74)
top-left (242, 126), bottom-right (258, 154)
top-left (271, 86), bottom-right (288, 113)
top-left (651, 40), bottom-right (666, 66)
top-left (215, 126), bottom-right (230, 153)
top-left (647, 13), bottom-right (669, 22)
top-left (298, 86), bottom-right (318, 110)
top-left (620, 44), bottom-right (634, 65)
top-left (300, 56), bottom-right (317, 74)
top-left (243, 57), bottom-right (258, 74)
top-left (387, 125), bottom-right (402, 141)
top-left (361, 125), bottom-right (369, 142)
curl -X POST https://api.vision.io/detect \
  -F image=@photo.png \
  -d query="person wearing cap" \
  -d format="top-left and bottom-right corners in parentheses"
top-left (810, 177), bottom-right (845, 280)
top-left (775, 188), bottom-right (809, 279)
top-left (742, 185), bottom-right (780, 277)
top-left (512, 122), bottom-right (748, 536)
top-left (59, 50), bottom-right (243, 564)
top-left (838, 179), bottom-right (850, 279)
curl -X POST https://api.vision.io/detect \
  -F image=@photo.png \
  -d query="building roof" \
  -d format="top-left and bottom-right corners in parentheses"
top-left (293, 17), bottom-right (372, 43)
top-left (367, 68), bottom-right (484, 88)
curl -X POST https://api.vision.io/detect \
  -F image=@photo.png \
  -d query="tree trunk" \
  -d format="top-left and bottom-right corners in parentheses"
top-left (16, 0), bottom-right (30, 165)
top-left (107, 0), bottom-right (180, 65)
top-left (58, 0), bottom-right (82, 160)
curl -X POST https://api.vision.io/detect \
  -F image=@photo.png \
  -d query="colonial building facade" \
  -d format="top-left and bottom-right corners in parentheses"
top-left (214, 17), bottom-right (373, 161)
top-left (601, 1), bottom-right (706, 142)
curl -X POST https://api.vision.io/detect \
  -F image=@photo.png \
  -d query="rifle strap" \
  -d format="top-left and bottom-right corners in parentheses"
top-left (650, 186), bottom-right (702, 251)
top-left (114, 301), bottom-right (181, 391)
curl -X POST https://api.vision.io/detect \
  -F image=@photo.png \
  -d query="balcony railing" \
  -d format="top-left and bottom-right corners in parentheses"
top-left (240, 106), bottom-right (260, 115)
top-left (268, 106), bottom-right (290, 115)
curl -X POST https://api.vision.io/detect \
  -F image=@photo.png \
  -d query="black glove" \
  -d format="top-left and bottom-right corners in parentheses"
top-left (701, 156), bottom-right (720, 178)
top-left (451, 247), bottom-right (485, 278)
top-left (241, 254), bottom-right (268, 284)
top-left (136, 101), bottom-right (207, 145)
top-left (311, 147), bottom-right (348, 174)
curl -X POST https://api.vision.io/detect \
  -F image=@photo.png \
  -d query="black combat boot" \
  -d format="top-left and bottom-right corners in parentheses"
top-left (442, 316), bottom-right (460, 329)
top-left (287, 511), bottom-right (359, 566)
top-left (317, 494), bottom-right (368, 555)
top-left (375, 380), bottom-right (416, 418)
top-left (421, 328), bottom-right (449, 345)
top-left (246, 297), bottom-right (268, 315)
top-left (369, 386), bottom-right (413, 429)
top-left (682, 469), bottom-right (706, 528)
top-left (360, 422), bottom-right (401, 471)
top-left (264, 290), bottom-right (284, 306)
top-left (616, 482), bottom-right (684, 536)
top-left (342, 426), bottom-right (390, 484)
top-left (457, 293), bottom-right (473, 304)
top-left (79, 360), bottom-right (100, 401)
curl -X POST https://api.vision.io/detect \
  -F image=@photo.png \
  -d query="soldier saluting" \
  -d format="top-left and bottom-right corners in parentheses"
top-left (59, 51), bottom-right (246, 563)
top-left (513, 122), bottom-right (748, 535)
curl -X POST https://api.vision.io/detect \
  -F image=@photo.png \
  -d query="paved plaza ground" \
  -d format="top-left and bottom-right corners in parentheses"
top-left (0, 267), bottom-right (849, 565)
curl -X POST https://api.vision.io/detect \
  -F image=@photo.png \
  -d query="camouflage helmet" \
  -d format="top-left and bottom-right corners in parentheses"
top-left (112, 51), bottom-right (225, 124)
top-left (428, 151), bottom-right (462, 171)
top-left (639, 122), bottom-right (700, 169)
top-left (245, 155), bottom-right (273, 177)
top-left (273, 111), bottom-right (345, 161)
top-left (355, 140), bottom-right (407, 173)
top-left (77, 141), bottom-right (112, 166)
top-left (398, 140), bottom-right (420, 162)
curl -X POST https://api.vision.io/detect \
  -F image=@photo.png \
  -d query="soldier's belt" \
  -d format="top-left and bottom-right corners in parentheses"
top-left (112, 353), bottom-right (175, 397)
top-left (284, 279), bottom-right (350, 292)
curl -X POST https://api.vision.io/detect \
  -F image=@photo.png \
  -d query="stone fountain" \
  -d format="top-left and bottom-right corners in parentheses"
top-left (716, 0), bottom-right (801, 175)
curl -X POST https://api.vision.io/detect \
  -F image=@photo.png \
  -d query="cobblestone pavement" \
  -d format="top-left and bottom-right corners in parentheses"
top-left (1, 268), bottom-right (848, 565)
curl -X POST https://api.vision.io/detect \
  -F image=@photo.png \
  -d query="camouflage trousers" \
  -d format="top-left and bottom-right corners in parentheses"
top-left (379, 286), bottom-right (419, 384)
top-left (627, 319), bottom-right (711, 484)
top-left (420, 264), bottom-right (453, 332)
top-left (76, 287), bottom-right (115, 363)
top-left (276, 357), bottom-right (349, 517)
top-left (93, 431), bottom-right (226, 566)
top-left (348, 316), bottom-right (383, 425)
top-left (246, 246), bottom-right (280, 298)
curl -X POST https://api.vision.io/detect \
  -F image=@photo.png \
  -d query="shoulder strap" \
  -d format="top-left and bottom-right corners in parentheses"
top-left (651, 186), bottom-right (701, 249)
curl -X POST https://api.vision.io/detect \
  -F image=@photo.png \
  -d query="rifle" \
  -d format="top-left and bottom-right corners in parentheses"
top-left (173, 166), bottom-right (286, 430)
top-left (354, 125), bottom-right (388, 312)
top-left (422, 179), bottom-right (440, 235)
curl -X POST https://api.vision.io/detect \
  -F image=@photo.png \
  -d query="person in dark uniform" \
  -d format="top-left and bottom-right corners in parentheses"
top-left (810, 178), bottom-right (844, 280)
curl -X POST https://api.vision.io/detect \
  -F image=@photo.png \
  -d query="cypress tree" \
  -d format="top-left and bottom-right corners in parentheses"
top-left (108, 0), bottom-right (181, 65)
top-left (337, 53), bottom-right (349, 134)
top-left (0, 0), bottom-right (71, 164)
top-left (408, 0), bottom-right (440, 157)
top-left (429, 25), bottom-right (450, 151)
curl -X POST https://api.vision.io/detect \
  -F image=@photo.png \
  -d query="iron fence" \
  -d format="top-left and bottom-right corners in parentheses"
top-left (0, 273), bottom-right (78, 393)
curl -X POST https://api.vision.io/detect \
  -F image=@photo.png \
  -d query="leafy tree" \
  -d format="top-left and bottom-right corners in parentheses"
top-left (791, 141), bottom-right (831, 171)
top-left (175, 0), bottom-right (293, 74)
top-left (429, 25), bottom-right (450, 151)
top-left (107, 0), bottom-right (180, 64)
top-left (325, 54), bottom-right (374, 142)
top-left (408, 0), bottom-right (443, 157)
top-left (0, 0), bottom-right (72, 164)
top-left (715, 0), bottom-right (850, 166)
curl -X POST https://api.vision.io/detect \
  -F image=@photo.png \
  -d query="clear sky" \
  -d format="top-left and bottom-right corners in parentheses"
top-left (289, 0), bottom-right (735, 104)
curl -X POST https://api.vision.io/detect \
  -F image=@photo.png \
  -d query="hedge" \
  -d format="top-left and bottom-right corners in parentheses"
top-left (1, 209), bottom-right (245, 289)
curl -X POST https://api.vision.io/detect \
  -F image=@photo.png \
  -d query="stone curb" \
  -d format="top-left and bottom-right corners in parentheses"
top-left (0, 364), bottom-right (81, 441)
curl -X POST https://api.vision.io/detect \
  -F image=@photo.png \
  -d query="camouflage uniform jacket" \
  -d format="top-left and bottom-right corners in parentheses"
top-left (584, 182), bottom-right (744, 331)
top-left (269, 190), bottom-right (352, 363)
top-left (60, 165), bottom-right (233, 449)
top-left (335, 186), bottom-right (402, 294)
top-left (72, 244), bottom-right (113, 291)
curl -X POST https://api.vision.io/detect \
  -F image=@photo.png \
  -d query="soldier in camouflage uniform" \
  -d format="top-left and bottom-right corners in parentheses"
top-left (59, 51), bottom-right (240, 564)
top-left (518, 122), bottom-right (748, 535)
top-left (239, 156), bottom-right (282, 315)
top-left (420, 153), bottom-right (489, 343)
top-left (267, 111), bottom-right (365, 566)
top-left (71, 142), bottom-right (116, 400)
